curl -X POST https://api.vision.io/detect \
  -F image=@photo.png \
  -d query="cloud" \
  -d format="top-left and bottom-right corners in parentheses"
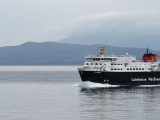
top-left (63, 11), bottom-right (160, 50)
top-left (68, 11), bottom-right (160, 35)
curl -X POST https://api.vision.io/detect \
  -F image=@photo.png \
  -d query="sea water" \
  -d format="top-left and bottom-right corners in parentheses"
top-left (0, 66), bottom-right (160, 120)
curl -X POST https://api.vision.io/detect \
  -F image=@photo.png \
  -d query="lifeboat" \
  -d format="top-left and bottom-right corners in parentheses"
top-left (142, 49), bottom-right (157, 62)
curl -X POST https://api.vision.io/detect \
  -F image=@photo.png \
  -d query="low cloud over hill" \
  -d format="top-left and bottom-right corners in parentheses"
top-left (60, 11), bottom-right (160, 50)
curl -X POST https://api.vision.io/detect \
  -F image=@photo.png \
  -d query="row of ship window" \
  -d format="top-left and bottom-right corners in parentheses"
top-left (110, 68), bottom-right (151, 70)
top-left (85, 63), bottom-right (104, 65)
top-left (85, 63), bottom-right (123, 66)
top-left (86, 58), bottom-right (117, 61)
top-left (85, 63), bottom-right (122, 65)
top-left (111, 63), bottom-right (123, 65)
top-left (111, 63), bottom-right (149, 66)
top-left (111, 68), bottom-right (123, 70)
top-left (127, 68), bottom-right (145, 70)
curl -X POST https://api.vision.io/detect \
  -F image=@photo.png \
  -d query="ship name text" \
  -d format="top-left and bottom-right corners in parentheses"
top-left (131, 77), bottom-right (160, 82)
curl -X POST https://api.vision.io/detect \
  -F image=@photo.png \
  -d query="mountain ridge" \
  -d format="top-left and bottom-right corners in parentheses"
top-left (0, 42), bottom-right (158, 65)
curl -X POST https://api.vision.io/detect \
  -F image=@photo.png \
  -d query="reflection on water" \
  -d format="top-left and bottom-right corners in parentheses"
top-left (0, 68), bottom-right (160, 120)
top-left (79, 87), bottom-right (160, 120)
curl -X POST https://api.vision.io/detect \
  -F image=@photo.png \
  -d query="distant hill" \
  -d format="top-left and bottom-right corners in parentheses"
top-left (0, 42), bottom-right (158, 65)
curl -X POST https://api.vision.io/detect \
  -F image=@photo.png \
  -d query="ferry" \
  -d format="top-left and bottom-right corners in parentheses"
top-left (78, 47), bottom-right (160, 85)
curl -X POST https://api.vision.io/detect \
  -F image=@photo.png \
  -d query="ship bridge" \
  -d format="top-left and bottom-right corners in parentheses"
top-left (83, 47), bottom-right (137, 70)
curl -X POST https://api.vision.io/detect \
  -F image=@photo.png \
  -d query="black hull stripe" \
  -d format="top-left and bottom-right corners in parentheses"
top-left (78, 70), bottom-right (160, 85)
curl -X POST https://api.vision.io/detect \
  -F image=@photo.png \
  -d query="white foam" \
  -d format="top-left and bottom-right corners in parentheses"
top-left (73, 81), bottom-right (120, 89)
top-left (138, 84), bottom-right (160, 88)
top-left (73, 82), bottom-right (160, 89)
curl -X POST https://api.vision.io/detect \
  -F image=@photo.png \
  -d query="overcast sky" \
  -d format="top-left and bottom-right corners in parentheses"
top-left (0, 0), bottom-right (160, 46)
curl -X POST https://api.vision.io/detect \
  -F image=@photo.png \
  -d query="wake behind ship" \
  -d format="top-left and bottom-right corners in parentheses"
top-left (78, 47), bottom-right (160, 85)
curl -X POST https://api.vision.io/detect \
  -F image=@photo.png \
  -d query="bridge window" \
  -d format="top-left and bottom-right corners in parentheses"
top-left (85, 63), bottom-right (89, 65)
top-left (101, 58), bottom-right (104, 60)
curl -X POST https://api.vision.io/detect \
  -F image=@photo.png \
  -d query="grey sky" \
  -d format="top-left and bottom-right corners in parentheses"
top-left (0, 0), bottom-right (160, 46)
